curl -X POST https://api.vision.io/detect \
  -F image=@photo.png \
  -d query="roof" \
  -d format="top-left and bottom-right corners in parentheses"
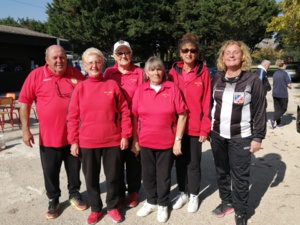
top-left (0, 24), bottom-right (56, 39)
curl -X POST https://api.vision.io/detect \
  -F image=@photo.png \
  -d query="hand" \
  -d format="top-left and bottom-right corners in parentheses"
top-left (70, 143), bottom-right (79, 157)
top-left (120, 138), bottom-right (129, 150)
top-left (131, 141), bottom-right (141, 156)
top-left (22, 129), bottom-right (34, 148)
top-left (173, 141), bottom-right (182, 156)
top-left (250, 140), bottom-right (261, 153)
top-left (198, 136), bottom-right (207, 143)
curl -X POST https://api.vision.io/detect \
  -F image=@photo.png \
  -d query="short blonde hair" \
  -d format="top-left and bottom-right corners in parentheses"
top-left (82, 47), bottom-right (105, 63)
top-left (216, 40), bottom-right (252, 72)
top-left (275, 59), bottom-right (285, 67)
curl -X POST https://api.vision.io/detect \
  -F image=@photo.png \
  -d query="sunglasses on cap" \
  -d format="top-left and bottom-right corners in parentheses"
top-left (181, 48), bottom-right (198, 54)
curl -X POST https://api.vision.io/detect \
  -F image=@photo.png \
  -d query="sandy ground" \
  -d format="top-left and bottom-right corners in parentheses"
top-left (0, 78), bottom-right (300, 225)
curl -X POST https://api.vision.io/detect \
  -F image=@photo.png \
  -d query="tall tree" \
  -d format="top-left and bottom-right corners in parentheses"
top-left (174, 0), bottom-right (279, 64)
top-left (267, 0), bottom-right (300, 60)
top-left (45, 0), bottom-right (278, 62)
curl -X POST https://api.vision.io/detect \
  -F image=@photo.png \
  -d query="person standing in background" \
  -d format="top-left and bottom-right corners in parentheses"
top-left (67, 47), bottom-right (132, 224)
top-left (19, 45), bottom-right (87, 219)
top-left (268, 59), bottom-right (292, 129)
top-left (104, 40), bottom-right (143, 209)
top-left (168, 33), bottom-right (211, 213)
top-left (210, 40), bottom-right (266, 225)
top-left (255, 59), bottom-right (271, 96)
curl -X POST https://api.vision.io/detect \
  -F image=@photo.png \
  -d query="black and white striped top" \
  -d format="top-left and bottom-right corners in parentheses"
top-left (211, 71), bottom-right (266, 140)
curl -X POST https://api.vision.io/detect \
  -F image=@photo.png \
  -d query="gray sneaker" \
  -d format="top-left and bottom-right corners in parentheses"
top-left (212, 202), bottom-right (234, 218)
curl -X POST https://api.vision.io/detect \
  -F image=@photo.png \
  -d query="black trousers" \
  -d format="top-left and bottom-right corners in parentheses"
top-left (119, 138), bottom-right (141, 197)
top-left (273, 97), bottom-right (288, 124)
top-left (140, 147), bottom-right (174, 206)
top-left (40, 145), bottom-right (81, 200)
top-left (175, 134), bottom-right (202, 195)
top-left (210, 132), bottom-right (251, 215)
top-left (80, 146), bottom-right (121, 212)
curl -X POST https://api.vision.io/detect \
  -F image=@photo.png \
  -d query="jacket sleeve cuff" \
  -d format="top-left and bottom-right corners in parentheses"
top-left (253, 138), bottom-right (262, 143)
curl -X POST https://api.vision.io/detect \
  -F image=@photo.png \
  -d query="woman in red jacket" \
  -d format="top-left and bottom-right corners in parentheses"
top-left (104, 40), bottom-right (143, 209)
top-left (168, 33), bottom-right (211, 213)
top-left (132, 56), bottom-right (187, 223)
top-left (67, 47), bottom-right (132, 224)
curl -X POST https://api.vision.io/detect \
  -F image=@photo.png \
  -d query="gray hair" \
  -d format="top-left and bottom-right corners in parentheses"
top-left (261, 59), bottom-right (271, 66)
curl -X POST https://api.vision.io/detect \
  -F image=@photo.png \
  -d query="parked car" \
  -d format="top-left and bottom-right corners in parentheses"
top-left (285, 62), bottom-right (300, 82)
top-left (208, 67), bottom-right (218, 78)
top-left (297, 102), bottom-right (300, 133)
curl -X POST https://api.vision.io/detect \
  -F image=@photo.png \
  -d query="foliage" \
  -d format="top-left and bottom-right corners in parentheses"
top-left (0, 17), bottom-right (46, 33)
top-left (267, 0), bottom-right (300, 47)
top-left (251, 40), bottom-right (283, 64)
top-left (1, 0), bottom-right (279, 63)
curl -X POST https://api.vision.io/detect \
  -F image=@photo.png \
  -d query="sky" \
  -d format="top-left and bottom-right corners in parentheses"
top-left (0, 0), bottom-right (50, 22)
top-left (0, 0), bottom-right (283, 23)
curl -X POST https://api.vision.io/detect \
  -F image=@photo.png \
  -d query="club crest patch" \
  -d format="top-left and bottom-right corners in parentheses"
top-left (233, 92), bottom-right (244, 104)
top-left (71, 78), bottom-right (78, 84)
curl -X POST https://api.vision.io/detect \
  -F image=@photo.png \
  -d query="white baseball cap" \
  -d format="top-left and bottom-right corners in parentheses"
top-left (113, 40), bottom-right (132, 53)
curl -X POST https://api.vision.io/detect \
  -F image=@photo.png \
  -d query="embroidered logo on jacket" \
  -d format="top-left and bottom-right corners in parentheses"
top-left (233, 92), bottom-right (244, 104)
top-left (194, 82), bottom-right (203, 86)
top-left (130, 78), bottom-right (138, 83)
top-left (162, 93), bottom-right (170, 98)
top-left (71, 78), bottom-right (78, 84)
top-left (104, 91), bottom-right (113, 95)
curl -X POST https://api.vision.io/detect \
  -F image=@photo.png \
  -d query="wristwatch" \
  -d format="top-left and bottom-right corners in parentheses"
top-left (175, 137), bottom-right (182, 141)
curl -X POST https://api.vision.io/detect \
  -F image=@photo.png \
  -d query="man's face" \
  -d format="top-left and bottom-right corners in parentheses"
top-left (264, 63), bottom-right (270, 70)
top-left (45, 46), bottom-right (67, 76)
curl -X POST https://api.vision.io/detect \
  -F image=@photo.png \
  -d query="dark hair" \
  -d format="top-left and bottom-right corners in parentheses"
top-left (178, 33), bottom-right (200, 52)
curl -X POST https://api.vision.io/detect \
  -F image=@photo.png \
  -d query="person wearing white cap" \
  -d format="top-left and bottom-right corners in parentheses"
top-left (104, 40), bottom-right (143, 209)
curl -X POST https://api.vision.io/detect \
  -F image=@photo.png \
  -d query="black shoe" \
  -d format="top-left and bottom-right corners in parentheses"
top-left (235, 214), bottom-right (247, 225)
top-left (212, 202), bottom-right (234, 218)
top-left (46, 198), bottom-right (60, 219)
top-left (69, 193), bottom-right (88, 211)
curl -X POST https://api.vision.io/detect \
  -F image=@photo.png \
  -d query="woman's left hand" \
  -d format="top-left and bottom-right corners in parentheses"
top-left (120, 138), bottom-right (129, 150)
top-left (70, 143), bottom-right (79, 157)
top-left (173, 141), bottom-right (182, 156)
top-left (250, 140), bottom-right (262, 153)
top-left (198, 136), bottom-right (207, 143)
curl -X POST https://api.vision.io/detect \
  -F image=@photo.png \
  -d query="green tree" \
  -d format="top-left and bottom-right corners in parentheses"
top-left (46, 0), bottom-right (176, 59)
top-left (0, 17), bottom-right (47, 33)
top-left (174, 0), bottom-right (279, 65)
top-left (267, 0), bottom-right (300, 60)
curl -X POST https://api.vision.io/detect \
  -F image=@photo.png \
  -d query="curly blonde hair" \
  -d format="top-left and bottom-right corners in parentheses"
top-left (216, 40), bottom-right (252, 72)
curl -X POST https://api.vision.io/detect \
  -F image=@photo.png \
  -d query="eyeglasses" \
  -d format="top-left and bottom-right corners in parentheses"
top-left (55, 79), bottom-right (74, 98)
top-left (86, 61), bottom-right (103, 66)
top-left (115, 51), bottom-right (131, 57)
top-left (181, 49), bottom-right (198, 54)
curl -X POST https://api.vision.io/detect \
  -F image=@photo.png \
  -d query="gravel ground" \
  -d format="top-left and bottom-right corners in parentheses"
top-left (0, 78), bottom-right (300, 225)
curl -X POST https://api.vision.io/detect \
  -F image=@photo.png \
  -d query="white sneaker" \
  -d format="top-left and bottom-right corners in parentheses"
top-left (187, 195), bottom-right (199, 213)
top-left (136, 202), bottom-right (156, 217)
top-left (172, 192), bottom-right (188, 209)
top-left (157, 206), bottom-right (168, 223)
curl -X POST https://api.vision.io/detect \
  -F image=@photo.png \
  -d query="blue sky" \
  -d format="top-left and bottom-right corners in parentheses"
top-left (0, 0), bottom-right (282, 23)
top-left (0, 0), bottom-right (50, 22)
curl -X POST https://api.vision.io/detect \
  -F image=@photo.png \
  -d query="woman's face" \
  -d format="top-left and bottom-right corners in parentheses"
top-left (113, 46), bottom-right (132, 67)
top-left (222, 44), bottom-right (243, 70)
top-left (147, 67), bottom-right (164, 85)
top-left (84, 54), bottom-right (103, 77)
top-left (180, 42), bottom-right (198, 65)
